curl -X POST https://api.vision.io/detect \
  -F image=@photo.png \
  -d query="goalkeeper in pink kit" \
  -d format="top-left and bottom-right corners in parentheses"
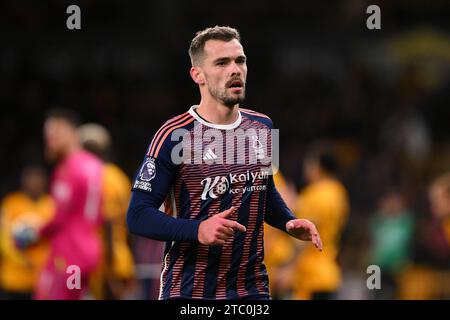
top-left (16, 109), bottom-right (104, 299)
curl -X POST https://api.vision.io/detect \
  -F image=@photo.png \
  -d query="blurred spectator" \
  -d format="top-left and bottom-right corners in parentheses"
top-left (369, 189), bottom-right (414, 299)
top-left (415, 176), bottom-right (450, 269)
top-left (424, 173), bottom-right (450, 298)
top-left (396, 174), bottom-right (450, 300)
top-left (429, 173), bottom-right (450, 238)
top-left (0, 166), bottom-right (54, 300)
top-left (78, 123), bottom-right (136, 300)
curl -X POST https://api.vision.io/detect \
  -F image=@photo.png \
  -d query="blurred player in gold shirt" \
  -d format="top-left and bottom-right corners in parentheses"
top-left (291, 144), bottom-right (349, 299)
top-left (0, 166), bottom-right (54, 299)
top-left (78, 123), bottom-right (135, 299)
top-left (264, 170), bottom-right (297, 299)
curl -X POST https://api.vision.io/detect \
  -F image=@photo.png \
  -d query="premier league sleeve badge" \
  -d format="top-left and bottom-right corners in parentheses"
top-left (139, 157), bottom-right (156, 182)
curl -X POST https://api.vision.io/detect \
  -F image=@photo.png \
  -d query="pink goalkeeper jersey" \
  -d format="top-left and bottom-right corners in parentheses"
top-left (41, 150), bottom-right (104, 272)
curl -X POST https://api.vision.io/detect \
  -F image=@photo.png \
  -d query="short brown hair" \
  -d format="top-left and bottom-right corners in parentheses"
top-left (189, 26), bottom-right (241, 66)
top-left (46, 108), bottom-right (81, 128)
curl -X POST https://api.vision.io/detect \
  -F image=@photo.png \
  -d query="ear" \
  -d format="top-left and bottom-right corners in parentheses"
top-left (190, 67), bottom-right (205, 85)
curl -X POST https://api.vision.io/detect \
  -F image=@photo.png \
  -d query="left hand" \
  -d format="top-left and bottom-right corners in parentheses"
top-left (286, 219), bottom-right (323, 251)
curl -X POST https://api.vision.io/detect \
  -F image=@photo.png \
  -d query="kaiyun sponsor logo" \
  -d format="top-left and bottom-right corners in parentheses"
top-left (200, 169), bottom-right (269, 200)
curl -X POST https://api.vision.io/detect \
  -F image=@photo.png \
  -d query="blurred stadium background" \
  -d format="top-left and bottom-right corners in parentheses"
top-left (0, 0), bottom-right (450, 299)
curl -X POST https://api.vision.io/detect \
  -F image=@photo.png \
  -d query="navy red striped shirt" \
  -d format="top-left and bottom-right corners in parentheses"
top-left (127, 105), bottom-right (296, 299)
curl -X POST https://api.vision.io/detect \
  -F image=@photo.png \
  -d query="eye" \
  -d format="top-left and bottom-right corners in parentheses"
top-left (216, 61), bottom-right (226, 66)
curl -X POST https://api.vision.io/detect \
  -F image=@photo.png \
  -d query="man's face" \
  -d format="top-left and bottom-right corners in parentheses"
top-left (429, 185), bottom-right (450, 219)
top-left (22, 169), bottom-right (46, 198)
top-left (198, 39), bottom-right (247, 107)
top-left (303, 157), bottom-right (320, 183)
top-left (44, 117), bottom-right (77, 162)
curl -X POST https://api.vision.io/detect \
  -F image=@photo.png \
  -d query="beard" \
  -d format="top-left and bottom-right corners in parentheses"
top-left (207, 82), bottom-right (246, 107)
top-left (45, 144), bottom-right (66, 164)
top-left (45, 147), bottom-right (59, 164)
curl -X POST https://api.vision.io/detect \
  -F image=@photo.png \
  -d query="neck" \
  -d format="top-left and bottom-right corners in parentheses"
top-left (62, 142), bottom-right (81, 159)
top-left (26, 191), bottom-right (41, 202)
top-left (196, 95), bottom-right (239, 125)
top-left (310, 173), bottom-right (333, 184)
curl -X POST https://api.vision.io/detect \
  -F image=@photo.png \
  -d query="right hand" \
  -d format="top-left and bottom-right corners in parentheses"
top-left (198, 206), bottom-right (246, 245)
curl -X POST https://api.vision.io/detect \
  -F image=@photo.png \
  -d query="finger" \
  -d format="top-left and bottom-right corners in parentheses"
top-left (222, 219), bottom-right (246, 232)
top-left (212, 239), bottom-right (226, 246)
top-left (216, 233), bottom-right (230, 241)
top-left (315, 234), bottom-right (323, 251)
top-left (218, 226), bottom-right (234, 237)
top-left (217, 206), bottom-right (236, 218)
top-left (311, 229), bottom-right (323, 251)
top-left (312, 237), bottom-right (322, 251)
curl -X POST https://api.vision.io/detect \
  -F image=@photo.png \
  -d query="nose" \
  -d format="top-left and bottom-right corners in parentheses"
top-left (230, 62), bottom-right (241, 77)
